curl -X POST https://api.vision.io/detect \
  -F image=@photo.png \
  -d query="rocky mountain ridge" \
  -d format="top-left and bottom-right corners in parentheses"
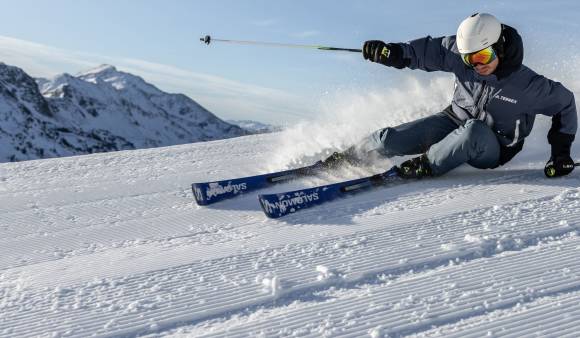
top-left (0, 63), bottom-right (246, 162)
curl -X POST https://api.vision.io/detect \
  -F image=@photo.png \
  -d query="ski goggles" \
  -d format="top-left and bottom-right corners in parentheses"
top-left (461, 46), bottom-right (497, 67)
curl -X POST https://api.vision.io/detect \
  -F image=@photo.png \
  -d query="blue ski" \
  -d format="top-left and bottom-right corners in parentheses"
top-left (258, 167), bottom-right (402, 218)
top-left (192, 164), bottom-right (321, 205)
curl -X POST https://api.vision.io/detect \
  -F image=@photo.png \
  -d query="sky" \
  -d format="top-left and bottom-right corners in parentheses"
top-left (0, 0), bottom-right (578, 125)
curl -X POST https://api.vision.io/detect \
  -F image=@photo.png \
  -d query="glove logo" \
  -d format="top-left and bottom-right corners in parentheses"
top-left (381, 47), bottom-right (391, 58)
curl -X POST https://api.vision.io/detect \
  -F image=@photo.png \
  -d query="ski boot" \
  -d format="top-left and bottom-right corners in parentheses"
top-left (314, 147), bottom-right (360, 170)
top-left (398, 154), bottom-right (432, 179)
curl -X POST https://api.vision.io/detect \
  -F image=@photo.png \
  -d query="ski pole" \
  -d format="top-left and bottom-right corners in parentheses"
top-left (200, 35), bottom-right (362, 53)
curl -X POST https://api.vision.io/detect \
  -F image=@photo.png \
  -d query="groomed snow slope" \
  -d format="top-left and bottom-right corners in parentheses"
top-left (1, 132), bottom-right (579, 337)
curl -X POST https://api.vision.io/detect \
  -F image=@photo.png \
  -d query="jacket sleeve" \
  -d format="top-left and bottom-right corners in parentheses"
top-left (529, 75), bottom-right (577, 156)
top-left (400, 35), bottom-right (464, 74)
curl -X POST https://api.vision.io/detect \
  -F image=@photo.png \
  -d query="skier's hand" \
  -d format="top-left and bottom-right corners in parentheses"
top-left (362, 41), bottom-right (408, 69)
top-left (544, 155), bottom-right (575, 178)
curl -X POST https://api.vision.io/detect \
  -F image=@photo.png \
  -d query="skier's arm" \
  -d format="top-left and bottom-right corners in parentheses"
top-left (400, 36), bottom-right (462, 73)
top-left (362, 36), bottom-right (462, 73)
top-left (530, 75), bottom-right (577, 176)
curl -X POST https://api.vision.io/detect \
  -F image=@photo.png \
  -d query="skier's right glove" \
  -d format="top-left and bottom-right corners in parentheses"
top-left (362, 41), bottom-right (409, 69)
top-left (544, 155), bottom-right (575, 178)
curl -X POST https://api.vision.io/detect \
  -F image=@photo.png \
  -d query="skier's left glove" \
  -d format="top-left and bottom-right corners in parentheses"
top-left (544, 155), bottom-right (575, 178)
top-left (362, 41), bottom-right (409, 69)
top-left (546, 123), bottom-right (575, 177)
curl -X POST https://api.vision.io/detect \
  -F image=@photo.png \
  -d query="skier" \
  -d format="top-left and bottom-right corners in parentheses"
top-left (321, 13), bottom-right (577, 179)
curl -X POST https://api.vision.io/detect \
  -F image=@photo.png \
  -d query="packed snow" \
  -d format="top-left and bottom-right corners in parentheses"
top-left (1, 96), bottom-right (579, 337)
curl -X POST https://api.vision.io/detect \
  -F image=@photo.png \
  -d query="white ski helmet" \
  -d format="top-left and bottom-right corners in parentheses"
top-left (457, 13), bottom-right (502, 54)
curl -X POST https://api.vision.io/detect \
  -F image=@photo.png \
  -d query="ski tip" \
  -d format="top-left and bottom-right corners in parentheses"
top-left (192, 183), bottom-right (211, 206)
top-left (257, 194), bottom-right (285, 219)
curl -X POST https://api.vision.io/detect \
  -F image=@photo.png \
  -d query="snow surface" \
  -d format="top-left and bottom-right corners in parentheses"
top-left (1, 125), bottom-right (579, 337)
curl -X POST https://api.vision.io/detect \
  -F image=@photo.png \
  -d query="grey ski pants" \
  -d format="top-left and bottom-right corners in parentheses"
top-left (355, 112), bottom-right (501, 175)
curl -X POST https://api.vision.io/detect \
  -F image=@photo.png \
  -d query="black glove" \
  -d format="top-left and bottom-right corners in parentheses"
top-left (545, 115), bottom-right (575, 177)
top-left (545, 155), bottom-right (575, 178)
top-left (362, 40), bottom-right (409, 69)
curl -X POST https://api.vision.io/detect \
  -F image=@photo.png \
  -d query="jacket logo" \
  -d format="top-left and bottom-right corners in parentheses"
top-left (496, 95), bottom-right (518, 104)
top-left (492, 89), bottom-right (518, 104)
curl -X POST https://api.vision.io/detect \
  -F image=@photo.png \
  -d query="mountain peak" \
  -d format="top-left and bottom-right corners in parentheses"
top-left (78, 64), bottom-right (118, 76)
top-left (75, 64), bottom-right (152, 92)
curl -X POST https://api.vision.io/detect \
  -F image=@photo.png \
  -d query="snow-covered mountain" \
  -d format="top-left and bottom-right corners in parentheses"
top-left (227, 119), bottom-right (282, 134)
top-left (0, 63), bottom-right (246, 162)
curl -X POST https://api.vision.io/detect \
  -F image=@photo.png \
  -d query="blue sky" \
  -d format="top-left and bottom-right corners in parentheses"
top-left (0, 1), bottom-right (578, 124)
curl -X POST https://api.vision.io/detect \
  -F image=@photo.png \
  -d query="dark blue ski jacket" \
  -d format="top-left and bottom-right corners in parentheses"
top-left (399, 25), bottom-right (577, 164)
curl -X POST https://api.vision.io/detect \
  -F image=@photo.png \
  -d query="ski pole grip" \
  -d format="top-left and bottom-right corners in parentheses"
top-left (201, 35), bottom-right (211, 45)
